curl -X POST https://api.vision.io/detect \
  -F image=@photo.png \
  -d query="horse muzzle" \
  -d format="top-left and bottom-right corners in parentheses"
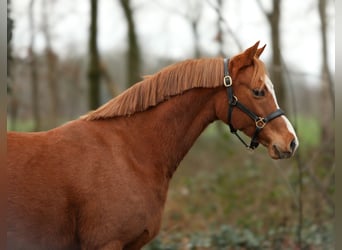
top-left (269, 138), bottom-right (298, 159)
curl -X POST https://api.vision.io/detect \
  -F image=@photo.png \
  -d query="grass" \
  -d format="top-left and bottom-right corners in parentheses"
top-left (144, 222), bottom-right (334, 250)
top-left (293, 115), bottom-right (321, 153)
top-left (7, 117), bottom-right (70, 132)
top-left (7, 118), bottom-right (36, 132)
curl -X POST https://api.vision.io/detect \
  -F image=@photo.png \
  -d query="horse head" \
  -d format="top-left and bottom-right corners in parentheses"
top-left (216, 41), bottom-right (298, 159)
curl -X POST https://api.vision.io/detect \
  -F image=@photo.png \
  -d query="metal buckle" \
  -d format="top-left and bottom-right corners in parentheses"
top-left (255, 117), bottom-right (266, 129)
top-left (223, 75), bottom-right (232, 87)
top-left (230, 95), bottom-right (238, 106)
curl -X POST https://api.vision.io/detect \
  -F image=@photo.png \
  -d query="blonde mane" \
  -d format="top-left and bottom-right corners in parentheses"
top-left (82, 58), bottom-right (224, 120)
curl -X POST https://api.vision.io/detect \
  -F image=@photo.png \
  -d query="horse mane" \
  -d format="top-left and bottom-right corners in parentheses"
top-left (81, 58), bottom-right (224, 120)
top-left (81, 57), bottom-right (266, 120)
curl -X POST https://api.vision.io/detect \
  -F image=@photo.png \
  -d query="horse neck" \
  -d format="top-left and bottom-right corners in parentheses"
top-left (117, 87), bottom-right (219, 178)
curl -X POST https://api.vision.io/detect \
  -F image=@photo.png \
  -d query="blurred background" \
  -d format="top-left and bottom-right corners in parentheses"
top-left (7, 0), bottom-right (334, 249)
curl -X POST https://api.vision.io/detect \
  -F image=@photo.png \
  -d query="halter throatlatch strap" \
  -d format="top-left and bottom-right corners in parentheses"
top-left (223, 58), bottom-right (285, 150)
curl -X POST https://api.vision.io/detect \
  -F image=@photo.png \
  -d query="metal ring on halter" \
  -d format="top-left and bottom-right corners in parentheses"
top-left (223, 75), bottom-right (232, 87)
top-left (230, 95), bottom-right (238, 106)
top-left (255, 117), bottom-right (266, 129)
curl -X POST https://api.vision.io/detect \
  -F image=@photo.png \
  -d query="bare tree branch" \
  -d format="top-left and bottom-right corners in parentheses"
top-left (151, 0), bottom-right (203, 57)
top-left (150, 0), bottom-right (189, 20)
top-left (255, 0), bottom-right (271, 21)
top-left (206, 0), bottom-right (243, 52)
top-left (99, 62), bottom-right (118, 97)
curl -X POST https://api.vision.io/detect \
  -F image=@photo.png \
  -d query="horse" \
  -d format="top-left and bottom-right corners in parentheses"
top-left (7, 41), bottom-right (298, 250)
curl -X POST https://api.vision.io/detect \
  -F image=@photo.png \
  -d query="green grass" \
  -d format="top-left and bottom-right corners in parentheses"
top-left (7, 117), bottom-right (71, 132)
top-left (292, 115), bottom-right (320, 150)
top-left (144, 220), bottom-right (334, 250)
top-left (7, 118), bottom-right (36, 132)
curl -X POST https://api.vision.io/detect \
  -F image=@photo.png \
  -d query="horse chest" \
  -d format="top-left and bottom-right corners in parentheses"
top-left (74, 173), bottom-right (166, 246)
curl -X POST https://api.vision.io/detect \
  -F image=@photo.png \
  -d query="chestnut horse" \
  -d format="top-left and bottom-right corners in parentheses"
top-left (7, 42), bottom-right (298, 250)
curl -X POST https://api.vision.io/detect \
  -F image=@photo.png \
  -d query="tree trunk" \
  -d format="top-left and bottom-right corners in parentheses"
top-left (88, 0), bottom-right (101, 110)
top-left (7, 0), bottom-right (13, 44)
top-left (119, 0), bottom-right (141, 87)
top-left (8, 0), bottom-right (18, 131)
top-left (215, 0), bottom-right (224, 56)
top-left (29, 0), bottom-right (41, 131)
top-left (318, 0), bottom-right (334, 142)
top-left (256, 0), bottom-right (286, 108)
top-left (42, 0), bottom-right (59, 128)
top-left (269, 0), bottom-right (285, 109)
top-left (7, 0), bottom-right (13, 83)
top-left (191, 20), bottom-right (201, 58)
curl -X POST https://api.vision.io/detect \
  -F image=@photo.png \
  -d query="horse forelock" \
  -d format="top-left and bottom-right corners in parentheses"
top-left (250, 58), bottom-right (267, 90)
top-left (81, 58), bottom-right (224, 120)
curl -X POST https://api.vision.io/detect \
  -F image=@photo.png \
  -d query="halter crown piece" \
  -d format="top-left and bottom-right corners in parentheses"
top-left (223, 58), bottom-right (285, 150)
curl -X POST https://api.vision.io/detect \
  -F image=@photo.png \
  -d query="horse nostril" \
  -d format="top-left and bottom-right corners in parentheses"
top-left (290, 139), bottom-right (297, 152)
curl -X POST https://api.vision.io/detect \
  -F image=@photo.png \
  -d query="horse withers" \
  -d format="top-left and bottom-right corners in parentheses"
top-left (7, 42), bottom-right (298, 250)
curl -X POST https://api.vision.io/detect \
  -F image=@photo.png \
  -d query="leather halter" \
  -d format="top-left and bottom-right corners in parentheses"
top-left (223, 58), bottom-right (285, 149)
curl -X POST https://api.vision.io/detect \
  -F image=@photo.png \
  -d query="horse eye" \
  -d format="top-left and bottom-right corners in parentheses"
top-left (252, 89), bottom-right (265, 97)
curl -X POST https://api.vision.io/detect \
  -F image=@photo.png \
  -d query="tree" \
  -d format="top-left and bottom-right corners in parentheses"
top-left (29, 0), bottom-right (41, 131)
top-left (42, 0), bottom-right (59, 127)
top-left (182, 0), bottom-right (203, 58)
top-left (7, 0), bottom-right (19, 131)
top-left (153, 0), bottom-right (203, 58)
top-left (207, 0), bottom-right (243, 55)
top-left (256, 0), bottom-right (286, 108)
top-left (88, 0), bottom-right (101, 110)
top-left (318, 0), bottom-right (334, 141)
top-left (7, 0), bottom-right (13, 80)
top-left (119, 0), bottom-right (141, 87)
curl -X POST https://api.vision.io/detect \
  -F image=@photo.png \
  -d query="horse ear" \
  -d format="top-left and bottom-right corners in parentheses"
top-left (244, 41), bottom-right (260, 62)
top-left (229, 41), bottom-right (260, 78)
top-left (256, 44), bottom-right (266, 58)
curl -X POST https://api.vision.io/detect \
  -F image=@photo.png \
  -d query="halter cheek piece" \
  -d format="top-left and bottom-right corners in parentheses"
top-left (223, 58), bottom-right (285, 150)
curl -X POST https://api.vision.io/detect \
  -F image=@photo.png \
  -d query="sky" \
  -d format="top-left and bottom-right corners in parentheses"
top-left (11, 0), bottom-right (335, 87)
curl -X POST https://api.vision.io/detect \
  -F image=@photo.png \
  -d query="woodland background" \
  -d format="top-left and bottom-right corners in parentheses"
top-left (7, 0), bottom-right (335, 249)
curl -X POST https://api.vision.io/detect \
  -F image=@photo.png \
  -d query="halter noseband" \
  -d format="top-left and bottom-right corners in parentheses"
top-left (223, 58), bottom-right (285, 150)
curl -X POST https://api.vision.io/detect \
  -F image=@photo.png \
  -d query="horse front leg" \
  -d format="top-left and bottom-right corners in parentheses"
top-left (123, 230), bottom-right (151, 250)
top-left (82, 241), bottom-right (123, 250)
